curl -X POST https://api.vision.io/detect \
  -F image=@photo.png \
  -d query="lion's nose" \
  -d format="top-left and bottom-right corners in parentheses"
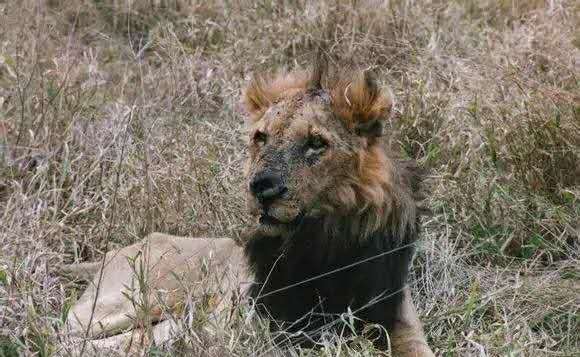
top-left (250, 173), bottom-right (287, 204)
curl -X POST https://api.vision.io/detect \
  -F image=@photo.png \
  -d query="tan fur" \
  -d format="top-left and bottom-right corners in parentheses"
top-left (244, 70), bottom-right (312, 121)
top-left (244, 68), bottom-right (393, 129)
top-left (60, 67), bottom-right (434, 356)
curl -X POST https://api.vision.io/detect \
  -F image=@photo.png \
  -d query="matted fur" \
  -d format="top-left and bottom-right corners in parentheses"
top-left (244, 66), bottom-right (394, 128)
top-left (242, 65), bottom-right (426, 348)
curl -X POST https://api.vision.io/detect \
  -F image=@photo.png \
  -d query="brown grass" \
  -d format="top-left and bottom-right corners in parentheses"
top-left (0, 0), bottom-right (578, 356)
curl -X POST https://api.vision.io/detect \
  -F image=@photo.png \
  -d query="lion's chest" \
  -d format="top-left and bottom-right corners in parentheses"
top-left (245, 227), bottom-right (414, 347)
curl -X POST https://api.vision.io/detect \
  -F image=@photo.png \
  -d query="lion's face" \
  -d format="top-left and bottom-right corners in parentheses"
top-left (243, 69), bottom-right (394, 236)
top-left (245, 91), bottom-right (359, 236)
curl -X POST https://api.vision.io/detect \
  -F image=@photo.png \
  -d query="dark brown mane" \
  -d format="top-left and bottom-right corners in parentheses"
top-left (244, 176), bottom-right (421, 347)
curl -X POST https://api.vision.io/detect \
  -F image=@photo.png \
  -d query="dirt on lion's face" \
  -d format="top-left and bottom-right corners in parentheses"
top-left (242, 68), bottom-right (396, 237)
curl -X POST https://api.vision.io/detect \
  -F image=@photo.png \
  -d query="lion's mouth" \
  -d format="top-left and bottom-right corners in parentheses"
top-left (259, 214), bottom-right (284, 225)
top-left (257, 211), bottom-right (304, 230)
top-left (250, 199), bottom-right (305, 235)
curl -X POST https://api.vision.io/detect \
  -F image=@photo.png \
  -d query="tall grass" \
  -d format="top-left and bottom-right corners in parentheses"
top-left (0, 0), bottom-right (578, 355)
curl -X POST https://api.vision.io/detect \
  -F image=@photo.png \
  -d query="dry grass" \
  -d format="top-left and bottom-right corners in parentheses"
top-left (0, 0), bottom-right (578, 356)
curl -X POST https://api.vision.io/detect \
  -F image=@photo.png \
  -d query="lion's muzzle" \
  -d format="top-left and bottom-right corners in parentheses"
top-left (250, 171), bottom-right (288, 205)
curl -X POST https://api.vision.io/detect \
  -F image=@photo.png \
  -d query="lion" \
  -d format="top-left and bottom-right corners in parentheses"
top-left (60, 64), bottom-right (435, 356)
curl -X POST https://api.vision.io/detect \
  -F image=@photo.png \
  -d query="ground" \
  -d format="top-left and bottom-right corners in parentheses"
top-left (0, 1), bottom-right (578, 356)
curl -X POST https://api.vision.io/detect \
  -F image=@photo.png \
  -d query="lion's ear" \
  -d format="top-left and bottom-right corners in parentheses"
top-left (243, 75), bottom-right (273, 120)
top-left (339, 70), bottom-right (393, 140)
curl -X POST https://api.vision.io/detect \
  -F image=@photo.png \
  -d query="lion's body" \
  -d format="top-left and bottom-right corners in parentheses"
top-left (63, 235), bottom-right (246, 339)
top-left (61, 65), bottom-right (435, 356)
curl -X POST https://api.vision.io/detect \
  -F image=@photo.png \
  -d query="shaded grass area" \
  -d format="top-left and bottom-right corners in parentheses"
top-left (0, 0), bottom-right (578, 355)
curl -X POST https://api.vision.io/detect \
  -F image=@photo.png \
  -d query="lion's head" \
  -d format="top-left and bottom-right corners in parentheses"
top-left (242, 65), bottom-right (414, 240)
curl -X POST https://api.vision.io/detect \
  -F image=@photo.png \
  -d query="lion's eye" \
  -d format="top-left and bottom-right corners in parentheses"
top-left (305, 135), bottom-right (328, 158)
top-left (253, 131), bottom-right (268, 146)
top-left (308, 135), bottom-right (327, 150)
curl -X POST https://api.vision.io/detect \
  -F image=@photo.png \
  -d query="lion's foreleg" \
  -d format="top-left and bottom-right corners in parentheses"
top-left (91, 319), bottom-right (180, 354)
top-left (390, 287), bottom-right (435, 357)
